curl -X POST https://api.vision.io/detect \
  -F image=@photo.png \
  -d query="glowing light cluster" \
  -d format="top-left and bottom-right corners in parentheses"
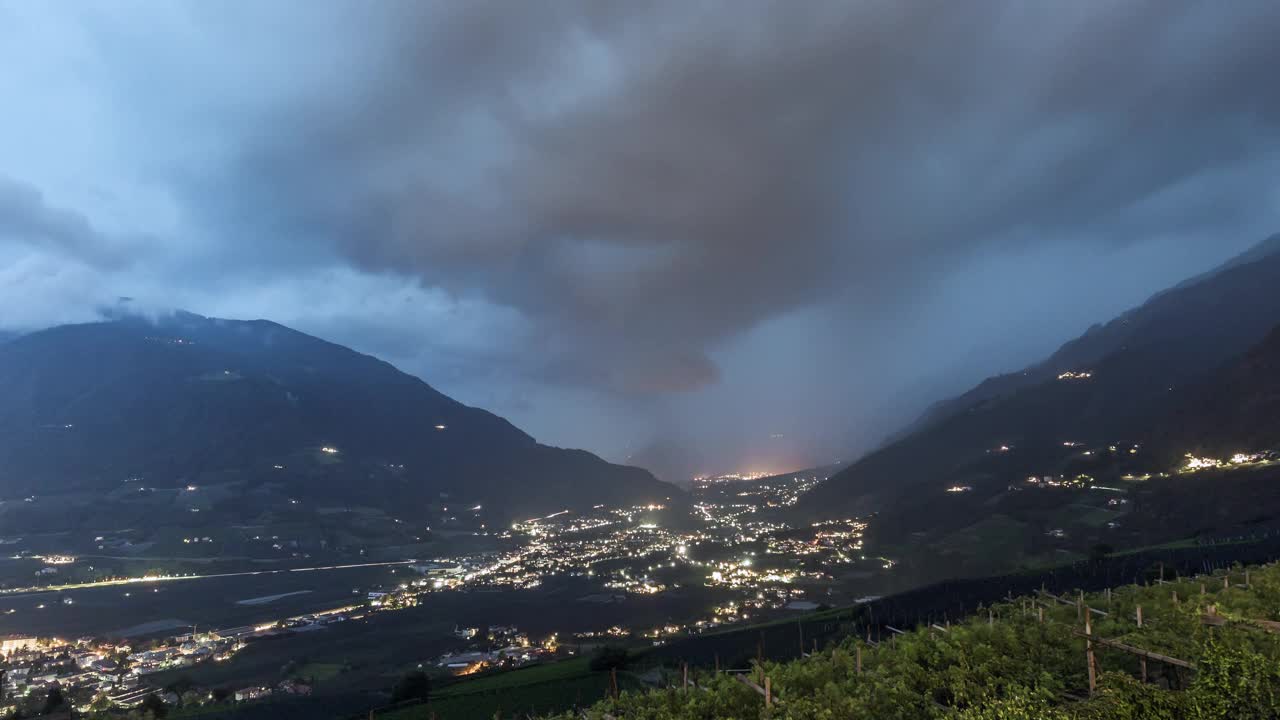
top-left (1057, 370), bottom-right (1093, 380)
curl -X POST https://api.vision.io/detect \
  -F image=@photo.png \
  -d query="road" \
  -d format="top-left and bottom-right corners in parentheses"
top-left (0, 559), bottom-right (419, 598)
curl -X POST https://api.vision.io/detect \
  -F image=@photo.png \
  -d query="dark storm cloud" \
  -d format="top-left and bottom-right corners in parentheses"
top-left (5, 1), bottom-right (1280, 477)
top-left (0, 176), bottom-right (138, 268)
top-left (173, 0), bottom-right (1280, 396)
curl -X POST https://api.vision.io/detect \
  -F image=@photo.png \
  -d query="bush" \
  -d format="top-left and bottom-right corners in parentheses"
top-left (588, 646), bottom-right (630, 672)
top-left (391, 670), bottom-right (432, 704)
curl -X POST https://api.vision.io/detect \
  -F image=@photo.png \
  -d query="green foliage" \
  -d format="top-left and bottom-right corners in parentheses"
top-left (956, 685), bottom-right (1067, 720)
top-left (1078, 673), bottom-right (1190, 720)
top-left (1188, 631), bottom-right (1280, 719)
top-left (384, 658), bottom-right (645, 719)
top-left (535, 563), bottom-right (1280, 719)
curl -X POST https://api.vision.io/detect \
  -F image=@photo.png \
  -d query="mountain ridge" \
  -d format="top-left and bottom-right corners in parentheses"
top-left (906, 233), bottom-right (1280, 435)
top-left (802, 233), bottom-right (1280, 523)
top-left (0, 312), bottom-right (679, 522)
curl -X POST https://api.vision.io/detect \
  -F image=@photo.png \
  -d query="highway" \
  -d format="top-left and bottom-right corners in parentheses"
top-left (0, 559), bottom-right (419, 598)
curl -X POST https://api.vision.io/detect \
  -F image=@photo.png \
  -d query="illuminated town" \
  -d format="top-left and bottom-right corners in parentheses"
top-left (1, 608), bottom-right (345, 715)
top-left (411, 469), bottom-right (870, 639)
top-left (1056, 370), bottom-right (1093, 381)
top-left (1180, 450), bottom-right (1279, 473)
top-left (1, 468), bottom-right (879, 714)
top-left (10, 442), bottom-right (1279, 714)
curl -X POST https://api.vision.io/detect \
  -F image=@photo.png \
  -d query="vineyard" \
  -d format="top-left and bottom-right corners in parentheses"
top-left (541, 562), bottom-right (1280, 719)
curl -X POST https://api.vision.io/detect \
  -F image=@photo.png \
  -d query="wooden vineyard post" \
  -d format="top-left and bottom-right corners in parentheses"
top-left (1201, 583), bottom-right (1206, 596)
top-left (1137, 603), bottom-right (1147, 682)
top-left (1077, 591), bottom-right (1083, 621)
top-left (1085, 609), bottom-right (1097, 696)
top-left (856, 643), bottom-right (863, 675)
top-left (988, 608), bottom-right (994, 626)
top-left (764, 675), bottom-right (772, 708)
top-left (813, 639), bottom-right (818, 655)
top-left (611, 667), bottom-right (618, 699)
top-left (1038, 607), bottom-right (1045, 624)
top-left (682, 662), bottom-right (688, 693)
top-left (1076, 631), bottom-right (1197, 669)
top-left (1106, 587), bottom-right (1112, 605)
top-left (1173, 590), bottom-right (1179, 605)
top-left (1224, 575), bottom-right (1230, 590)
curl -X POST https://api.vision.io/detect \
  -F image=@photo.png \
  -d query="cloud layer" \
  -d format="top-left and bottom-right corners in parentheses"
top-left (3, 1), bottom-right (1280, 478)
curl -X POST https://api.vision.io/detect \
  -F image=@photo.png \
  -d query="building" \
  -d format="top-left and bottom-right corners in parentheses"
top-left (438, 651), bottom-right (491, 676)
top-left (107, 686), bottom-right (157, 709)
top-left (0, 636), bottom-right (39, 657)
top-left (234, 686), bottom-right (272, 702)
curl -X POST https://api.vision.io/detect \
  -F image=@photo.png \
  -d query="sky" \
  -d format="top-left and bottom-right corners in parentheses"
top-left (2, 1), bottom-right (1280, 482)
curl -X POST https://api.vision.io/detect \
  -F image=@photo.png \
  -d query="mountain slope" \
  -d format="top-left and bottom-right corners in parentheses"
top-left (1147, 323), bottom-right (1280, 460)
top-left (910, 233), bottom-right (1280, 433)
top-left (0, 313), bottom-right (677, 520)
top-left (801, 234), bottom-right (1280, 524)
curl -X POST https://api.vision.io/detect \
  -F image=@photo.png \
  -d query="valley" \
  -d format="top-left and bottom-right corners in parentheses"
top-left (0, 468), bottom-right (877, 638)
top-left (8, 238), bottom-right (1280, 717)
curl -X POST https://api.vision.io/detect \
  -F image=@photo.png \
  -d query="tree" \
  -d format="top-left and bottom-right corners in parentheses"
top-left (42, 687), bottom-right (65, 714)
top-left (141, 692), bottom-right (169, 719)
top-left (589, 646), bottom-right (630, 672)
top-left (90, 692), bottom-right (114, 712)
top-left (391, 670), bottom-right (432, 704)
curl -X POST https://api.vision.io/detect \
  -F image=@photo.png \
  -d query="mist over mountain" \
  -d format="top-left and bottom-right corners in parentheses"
top-left (802, 234), bottom-right (1280, 525)
top-left (0, 312), bottom-right (678, 522)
